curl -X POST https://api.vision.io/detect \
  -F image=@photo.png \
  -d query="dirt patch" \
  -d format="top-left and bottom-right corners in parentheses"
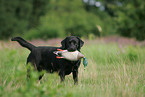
top-left (85, 36), bottom-right (145, 46)
top-left (0, 36), bottom-right (145, 49)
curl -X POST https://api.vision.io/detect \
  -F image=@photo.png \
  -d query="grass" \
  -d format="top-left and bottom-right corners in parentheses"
top-left (0, 41), bottom-right (144, 97)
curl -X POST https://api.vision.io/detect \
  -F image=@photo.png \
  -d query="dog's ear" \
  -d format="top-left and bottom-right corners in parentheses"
top-left (61, 37), bottom-right (67, 49)
top-left (77, 37), bottom-right (84, 50)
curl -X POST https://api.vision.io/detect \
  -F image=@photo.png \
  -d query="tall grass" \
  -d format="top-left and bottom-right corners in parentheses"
top-left (0, 42), bottom-right (144, 97)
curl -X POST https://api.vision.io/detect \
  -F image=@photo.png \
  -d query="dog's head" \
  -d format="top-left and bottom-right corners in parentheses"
top-left (61, 36), bottom-right (84, 51)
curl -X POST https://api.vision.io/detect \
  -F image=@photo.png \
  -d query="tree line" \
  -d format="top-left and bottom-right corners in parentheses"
top-left (0, 0), bottom-right (144, 40)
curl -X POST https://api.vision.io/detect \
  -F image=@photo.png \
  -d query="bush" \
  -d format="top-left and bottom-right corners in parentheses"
top-left (116, 1), bottom-right (145, 41)
top-left (126, 46), bottom-right (138, 61)
top-left (0, 0), bottom-right (49, 39)
top-left (24, 26), bottom-right (64, 40)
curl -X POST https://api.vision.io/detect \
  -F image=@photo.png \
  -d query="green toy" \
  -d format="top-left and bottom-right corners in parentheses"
top-left (83, 57), bottom-right (88, 70)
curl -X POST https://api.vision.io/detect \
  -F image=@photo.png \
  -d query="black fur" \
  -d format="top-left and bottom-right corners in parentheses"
top-left (11, 36), bottom-right (84, 84)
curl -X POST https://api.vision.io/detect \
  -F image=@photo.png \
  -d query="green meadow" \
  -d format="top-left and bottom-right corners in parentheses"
top-left (0, 41), bottom-right (144, 97)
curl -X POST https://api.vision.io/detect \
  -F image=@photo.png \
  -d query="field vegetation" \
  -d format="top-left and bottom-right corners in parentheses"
top-left (0, 38), bottom-right (144, 97)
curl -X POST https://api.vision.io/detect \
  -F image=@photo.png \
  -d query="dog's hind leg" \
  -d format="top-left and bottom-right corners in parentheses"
top-left (27, 68), bottom-right (30, 81)
top-left (59, 69), bottom-right (65, 82)
top-left (26, 62), bottom-right (34, 81)
top-left (39, 74), bottom-right (44, 80)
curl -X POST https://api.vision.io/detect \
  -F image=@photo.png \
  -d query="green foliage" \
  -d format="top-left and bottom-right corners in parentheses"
top-left (89, 0), bottom-right (145, 40)
top-left (24, 25), bottom-right (64, 40)
top-left (126, 46), bottom-right (138, 61)
top-left (116, 0), bottom-right (145, 40)
top-left (0, 0), bottom-right (31, 39)
top-left (105, 0), bottom-right (145, 41)
top-left (26, 0), bottom-right (104, 39)
top-left (0, 0), bottom-right (49, 39)
top-left (0, 0), bottom-right (144, 40)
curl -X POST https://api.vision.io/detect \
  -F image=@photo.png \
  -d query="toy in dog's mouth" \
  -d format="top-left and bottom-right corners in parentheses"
top-left (53, 49), bottom-right (88, 69)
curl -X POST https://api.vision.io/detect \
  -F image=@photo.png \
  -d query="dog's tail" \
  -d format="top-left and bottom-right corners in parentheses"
top-left (11, 37), bottom-right (36, 51)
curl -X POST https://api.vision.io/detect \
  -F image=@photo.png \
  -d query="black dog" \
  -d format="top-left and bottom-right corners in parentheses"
top-left (11, 36), bottom-right (84, 84)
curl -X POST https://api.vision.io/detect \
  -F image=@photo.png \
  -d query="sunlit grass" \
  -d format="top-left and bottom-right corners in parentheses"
top-left (0, 42), bottom-right (144, 97)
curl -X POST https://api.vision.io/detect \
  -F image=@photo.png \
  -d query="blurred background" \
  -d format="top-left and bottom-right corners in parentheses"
top-left (0, 0), bottom-right (145, 41)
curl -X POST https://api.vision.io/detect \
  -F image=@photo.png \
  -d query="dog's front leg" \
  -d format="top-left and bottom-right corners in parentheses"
top-left (59, 70), bottom-right (65, 82)
top-left (73, 70), bottom-right (78, 85)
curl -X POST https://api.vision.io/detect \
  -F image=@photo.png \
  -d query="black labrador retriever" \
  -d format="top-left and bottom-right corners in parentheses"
top-left (11, 36), bottom-right (84, 84)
